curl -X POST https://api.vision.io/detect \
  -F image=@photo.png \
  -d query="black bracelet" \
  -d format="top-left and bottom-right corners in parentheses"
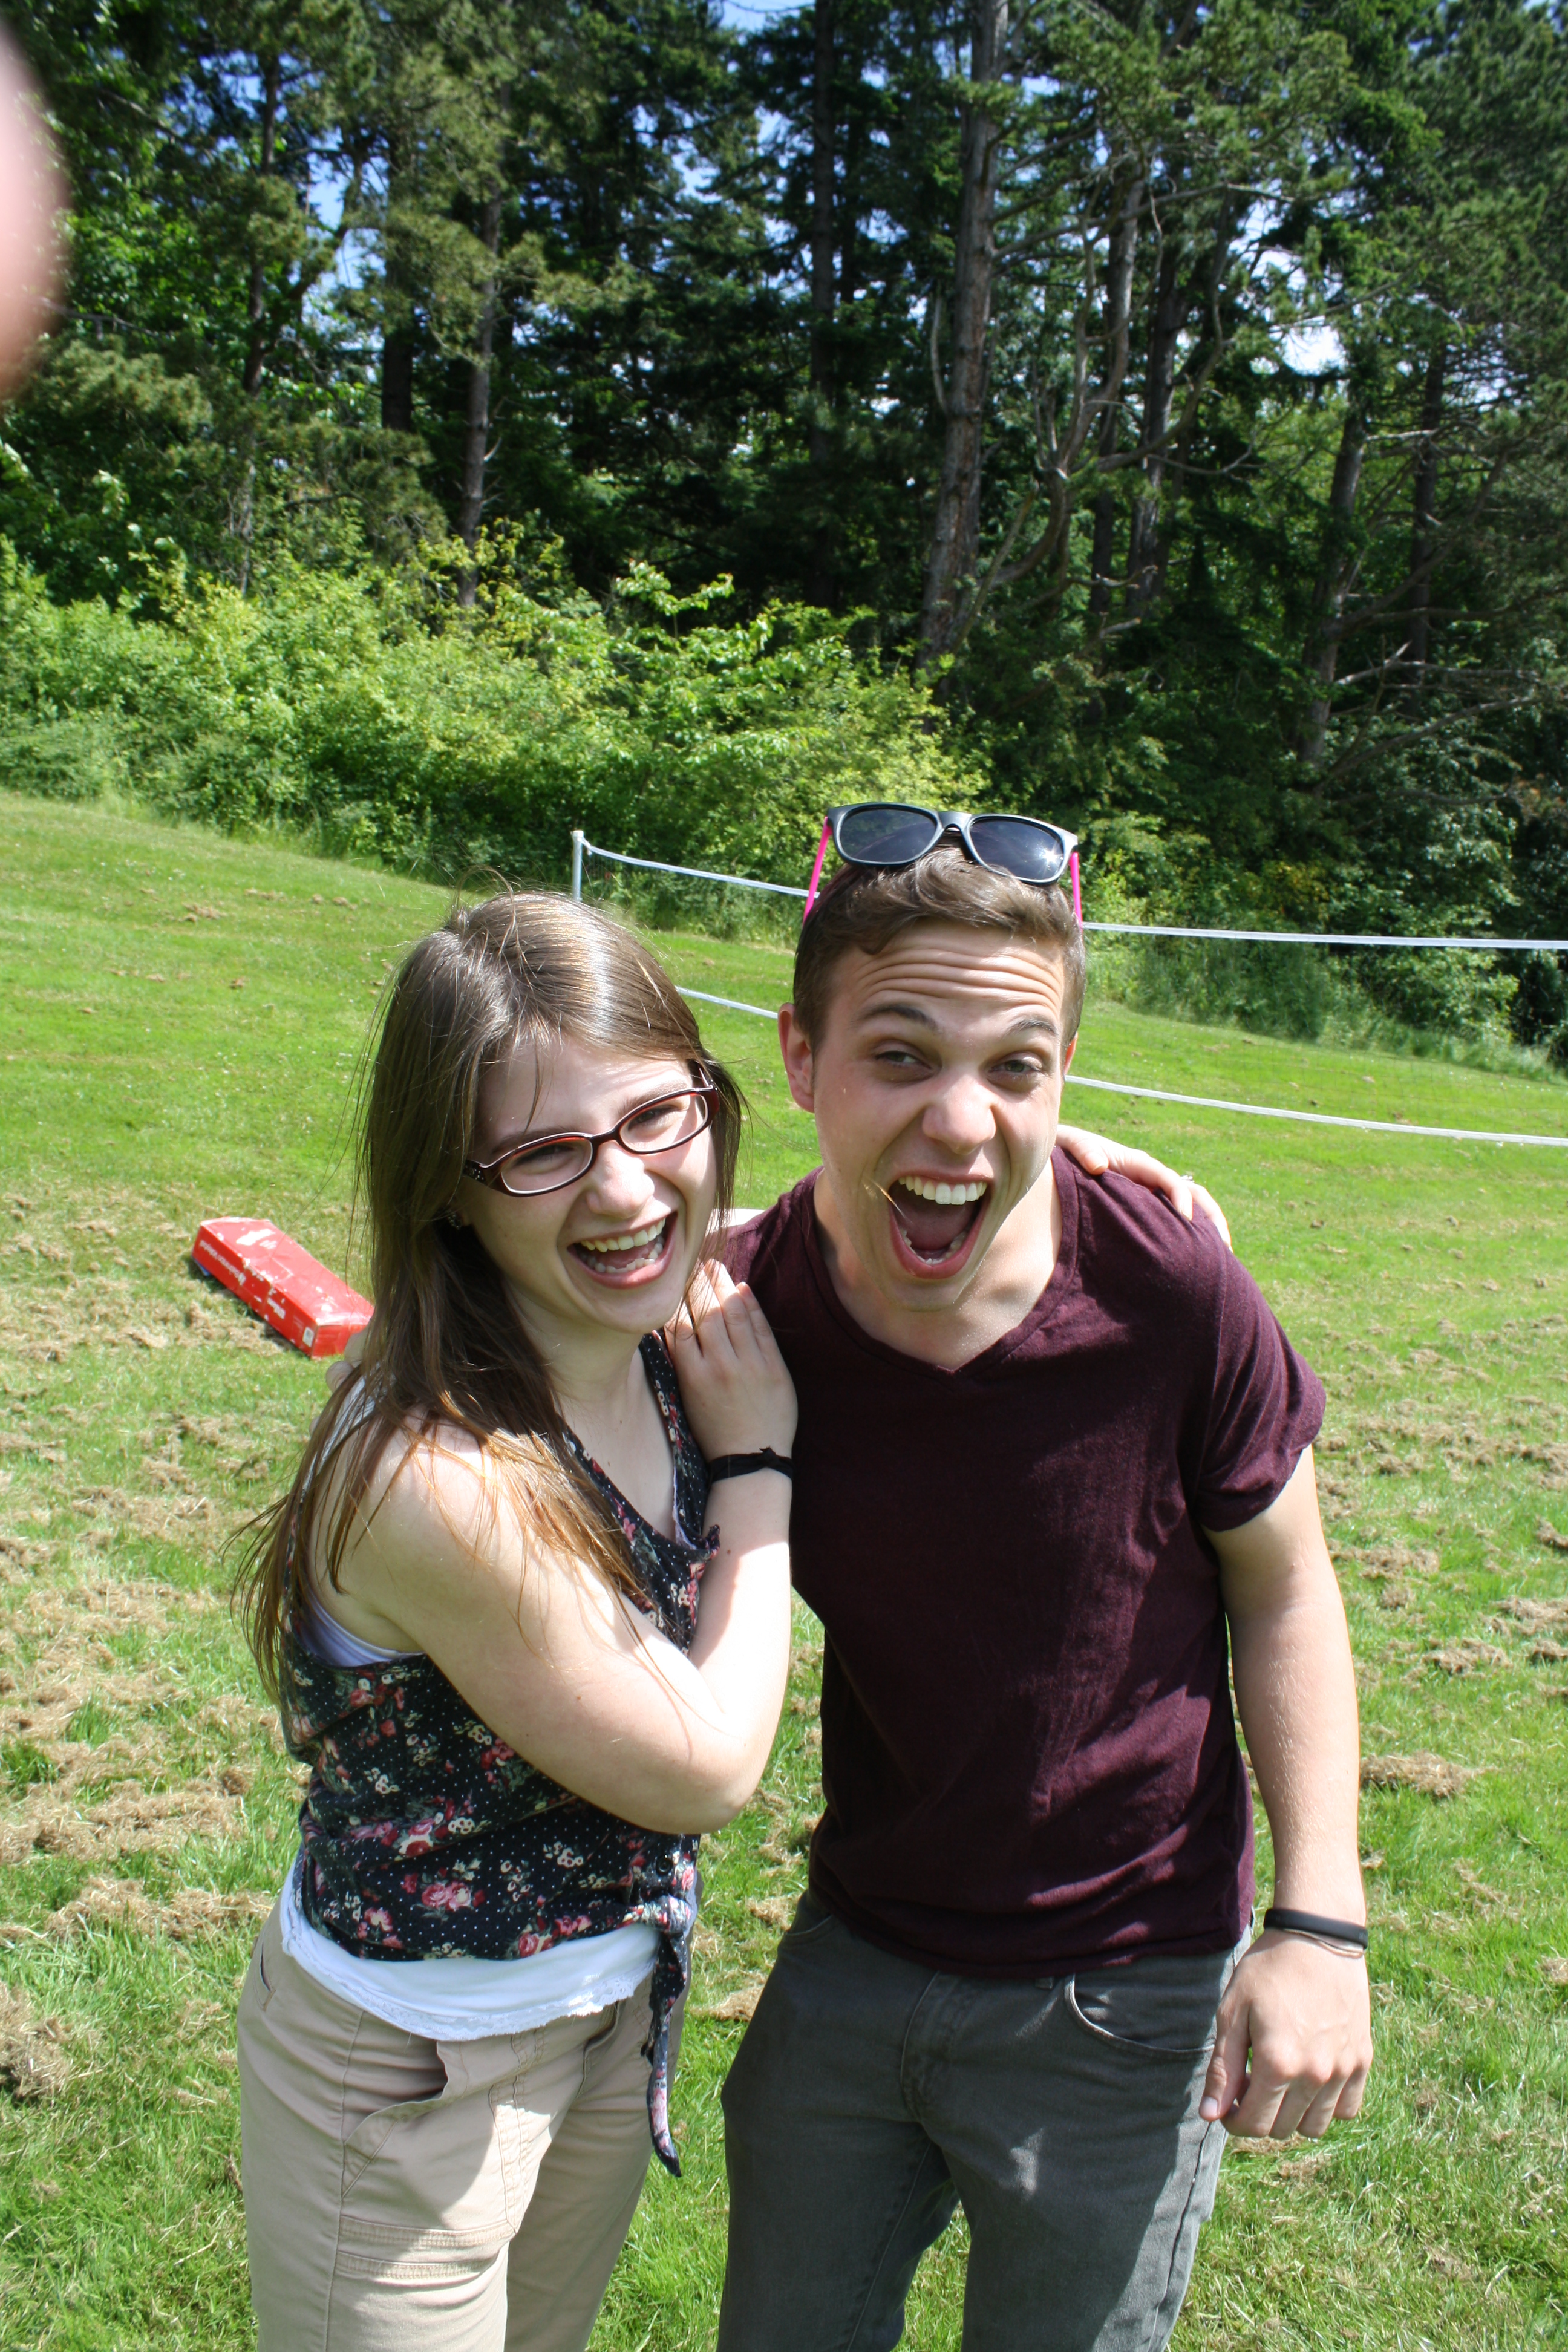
top-left (707, 1449), bottom-right (793, 1486)
top-left (1263, 1907), bottom-right (1368, 1951)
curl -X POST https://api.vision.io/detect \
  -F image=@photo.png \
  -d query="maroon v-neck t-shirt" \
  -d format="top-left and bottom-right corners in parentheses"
top-left (725, 1153), bottom-right (1324, 1977)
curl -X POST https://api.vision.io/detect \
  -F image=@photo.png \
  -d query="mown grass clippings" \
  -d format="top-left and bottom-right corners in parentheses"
top-left (1360, 1752), bottom-right (1480, 1798)
top-left (0, 1982), bottom-right (71, 2100)
top-left (0, 793), bottom-right (1566, 2349)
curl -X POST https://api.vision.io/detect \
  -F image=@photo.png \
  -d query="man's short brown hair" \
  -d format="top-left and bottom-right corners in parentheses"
top-left (791, 844), bottom-right (1086, 1044)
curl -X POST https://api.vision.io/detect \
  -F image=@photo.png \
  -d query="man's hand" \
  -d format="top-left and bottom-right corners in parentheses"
top-left (1201, 1931), bottom-right (1372, 2138)
top-left (1055, 1125), bottom-right (1232, 1251)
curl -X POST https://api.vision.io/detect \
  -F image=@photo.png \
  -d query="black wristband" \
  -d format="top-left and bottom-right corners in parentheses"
top-left (706, 1449), bottom-right (793, 1486)
top-left (1263, 1907), bottom-right (1368, 1950)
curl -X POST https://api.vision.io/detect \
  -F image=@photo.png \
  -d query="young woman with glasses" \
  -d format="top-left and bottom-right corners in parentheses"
top-left (235, 891), bottom-right (796, 2352)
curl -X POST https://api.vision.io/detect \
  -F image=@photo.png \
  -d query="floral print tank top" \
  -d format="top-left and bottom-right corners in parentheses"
top-left (278, 1334), bottom-right (714, 2174)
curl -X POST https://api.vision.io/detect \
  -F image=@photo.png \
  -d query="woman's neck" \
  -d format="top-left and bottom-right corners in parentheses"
top-left (501, 1282), bottom-right (652, 1434)
top-left (524, 1313), bottom-right (675, 1535)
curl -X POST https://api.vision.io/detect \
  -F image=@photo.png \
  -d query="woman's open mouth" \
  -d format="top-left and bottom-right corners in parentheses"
top-left (886, 1177), bottom-right (990, 1279)
top-left (569, 1213), bottom-right (676, 1285)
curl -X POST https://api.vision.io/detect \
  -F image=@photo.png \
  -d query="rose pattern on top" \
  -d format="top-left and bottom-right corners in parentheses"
top-left (278, 1335), bottom-right (714, 2173)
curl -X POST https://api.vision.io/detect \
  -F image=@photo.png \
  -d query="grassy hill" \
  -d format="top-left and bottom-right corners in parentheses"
top-left (0, 791), bottom-right (1564, 2349)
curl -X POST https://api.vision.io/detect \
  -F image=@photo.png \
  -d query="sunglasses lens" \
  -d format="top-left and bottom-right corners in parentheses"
top-left (836, 804), bottom-right (942, 866)
top-left (969, 817), bottom-right (1069, 884)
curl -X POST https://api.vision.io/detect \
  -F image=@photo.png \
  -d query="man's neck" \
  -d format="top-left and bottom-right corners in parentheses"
top-left (811, 1158), bottom-right (1063, 1370)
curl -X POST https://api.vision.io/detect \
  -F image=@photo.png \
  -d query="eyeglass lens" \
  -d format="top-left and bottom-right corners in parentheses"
top-left (497, 1091), bottom-right (710, 1196)
top-left (835, 804), bottom-right (943, 864)
top-left (837, 803), bottom-right (1070, 886)
top-left (968, 817), bottom-right (1070, 883)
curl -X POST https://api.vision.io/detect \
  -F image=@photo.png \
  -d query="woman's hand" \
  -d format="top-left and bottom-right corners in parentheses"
top-left (1056, 1124), bottom-right (1233, 1252)
top-left (667, 1263), bottom-right (797, 1465)
top-left (324, 1318), bottom-right (371, 1394)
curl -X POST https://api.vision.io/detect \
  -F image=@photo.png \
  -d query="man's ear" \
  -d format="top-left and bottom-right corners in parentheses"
top-left (1063, 1033), bottom-right (1077, 1077)
top-left (778, 1005), bottom-right (816, 1112)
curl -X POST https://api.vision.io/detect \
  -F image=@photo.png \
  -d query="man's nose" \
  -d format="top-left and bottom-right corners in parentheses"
top-left (920, 1071), bottom-right (996, 1154)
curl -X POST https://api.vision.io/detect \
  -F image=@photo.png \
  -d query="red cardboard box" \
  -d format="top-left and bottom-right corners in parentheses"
top-left (191, 1219), bottom-right (373, 1357)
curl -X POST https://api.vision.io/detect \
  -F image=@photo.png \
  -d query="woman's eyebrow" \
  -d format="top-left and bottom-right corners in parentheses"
top-left (487, 1076), bottom-right (688, 1155)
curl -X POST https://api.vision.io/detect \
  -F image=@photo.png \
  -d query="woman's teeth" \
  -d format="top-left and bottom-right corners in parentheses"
top-left (578, 1217), bottom-right (670, 1256)
top-left (897, 1178), bottom-right (988, 1205)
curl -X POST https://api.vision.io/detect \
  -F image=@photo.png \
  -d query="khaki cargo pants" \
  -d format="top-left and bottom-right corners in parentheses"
top-left (238, 1901), bottom-right (677, 2352)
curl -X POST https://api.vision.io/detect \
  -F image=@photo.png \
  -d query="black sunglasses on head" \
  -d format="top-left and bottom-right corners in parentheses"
top-left (804, 803), bottom-right (1080, 920)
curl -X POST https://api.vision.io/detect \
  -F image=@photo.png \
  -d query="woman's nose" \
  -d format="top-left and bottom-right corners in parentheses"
top-left (581, 1140), bottom-right (660, 1215)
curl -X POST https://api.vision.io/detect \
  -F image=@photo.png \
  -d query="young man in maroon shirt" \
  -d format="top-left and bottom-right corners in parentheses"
top-left (714, 840), bottom-right (1371, 2352)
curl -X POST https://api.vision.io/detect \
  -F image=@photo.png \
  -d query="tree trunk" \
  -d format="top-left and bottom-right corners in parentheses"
top-left (380, 329), bottom-right (414, 434)
top-left (235, 53), bottom-right (282, 593)
top-left (381, 136), bottom-right (416, 436)
top-left (457, 192), bottom-right (503, 609)
top-left (808, 0), bottom-right (835, 606)
top-left (242, 56), bottom-right (281, 400)
top-left (1085, 172), bottom-right (1143, 628)
top-left (1126, 238), bottom-right (1184, 612)
top-left (1407, 343), bottom-right (1445, 671)
top-left (1297, 397), bottom-right (1368, 771)
top-left (918, 0), bottom-right (1008, 668)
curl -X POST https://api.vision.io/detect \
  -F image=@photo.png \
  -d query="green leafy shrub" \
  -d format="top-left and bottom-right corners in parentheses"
top-left (0, 538), bottom-right (976, 890)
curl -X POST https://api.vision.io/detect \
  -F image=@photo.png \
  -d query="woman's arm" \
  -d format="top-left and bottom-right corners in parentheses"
top-left (325, 1281), bottom-right (795, 1835)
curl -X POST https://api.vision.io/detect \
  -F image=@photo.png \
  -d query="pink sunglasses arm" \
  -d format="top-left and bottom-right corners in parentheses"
top-left (803, 815), bottom-right (833, 923)
top-left (1070, 849), bottom-right (1082, 927)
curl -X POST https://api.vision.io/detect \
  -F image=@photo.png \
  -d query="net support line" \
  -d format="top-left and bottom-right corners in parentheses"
top-left (673, 984), bottom-right (1568, 1149)
top-left (1062, 1073), bottom-right (1568, 1148)
top-left (570, 828), bottom-right (1567, 950)
top-left (1083, 921), bottom-right (1568, 950)
top-left (572, 832), bottom-right (808, 901)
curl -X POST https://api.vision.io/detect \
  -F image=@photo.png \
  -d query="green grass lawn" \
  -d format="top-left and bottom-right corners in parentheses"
top-left (0, 790), bottom-right (1565, 2350)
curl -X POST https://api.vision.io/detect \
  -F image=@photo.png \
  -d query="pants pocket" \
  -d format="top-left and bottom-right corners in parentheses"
top-left (780, 1890), bottom-right (838, 1945)
top-left (1066, 1952), bottom-right (1227, 2059)
top-left (340, 2040), bottom-right (452, 2195)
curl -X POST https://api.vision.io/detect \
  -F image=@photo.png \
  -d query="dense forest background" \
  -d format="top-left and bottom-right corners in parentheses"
top-left (2, 0), bottom-right (1567, 1051)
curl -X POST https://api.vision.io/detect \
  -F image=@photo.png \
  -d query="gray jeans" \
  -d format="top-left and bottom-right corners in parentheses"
top-left (717, 1893), bottom-right (1248, 2352)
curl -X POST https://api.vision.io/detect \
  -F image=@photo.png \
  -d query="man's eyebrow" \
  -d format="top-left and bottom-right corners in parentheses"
top-left (855, 999), bottom-right (940, 1029)
top-left (853, 1001), bottom-right (1060, 1042)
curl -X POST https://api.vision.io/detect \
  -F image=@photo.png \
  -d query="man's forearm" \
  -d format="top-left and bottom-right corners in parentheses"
top-left (1229, 1586), bottom-right (1365, 1921)
top-left (1212, 1451), bottom-right (1364, 1923)
top-left (1204, 1467), bottom-right (1373, 2136)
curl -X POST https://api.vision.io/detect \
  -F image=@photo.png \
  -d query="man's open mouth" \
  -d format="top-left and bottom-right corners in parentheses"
top-left (887, 1177), bottom-right (990, 1272)
top-left (569, 1214), bottom-right (674, 1281)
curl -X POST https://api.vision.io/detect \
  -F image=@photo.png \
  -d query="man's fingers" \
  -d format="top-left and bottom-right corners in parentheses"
top-left (1296, 2079), bottom-right (1346, 2140)
top-left (1223, 2073), bottom-right (1292, 2140)
top-left (1335, 2062), bottom-right (1370, 2121)
top-left (1200, 2001), bottom-right (1252, 2124)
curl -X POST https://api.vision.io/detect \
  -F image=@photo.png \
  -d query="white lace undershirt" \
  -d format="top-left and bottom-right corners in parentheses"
top-left (278, 1600), bottom-right (659, 2039)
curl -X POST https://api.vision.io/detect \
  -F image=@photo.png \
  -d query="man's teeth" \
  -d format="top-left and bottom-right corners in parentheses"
top-left (579, 1218), bottom-right (669, 1255)
top-left (897, 1178), bottom-right (988, 1206)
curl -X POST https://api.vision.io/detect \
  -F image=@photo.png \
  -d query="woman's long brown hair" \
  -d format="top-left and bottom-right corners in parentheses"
top-left (236, 890), bottom-right (743, 1696)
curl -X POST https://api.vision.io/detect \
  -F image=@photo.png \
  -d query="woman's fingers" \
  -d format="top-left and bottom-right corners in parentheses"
top-left (669, 1273), bottom-right (797, 1462)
